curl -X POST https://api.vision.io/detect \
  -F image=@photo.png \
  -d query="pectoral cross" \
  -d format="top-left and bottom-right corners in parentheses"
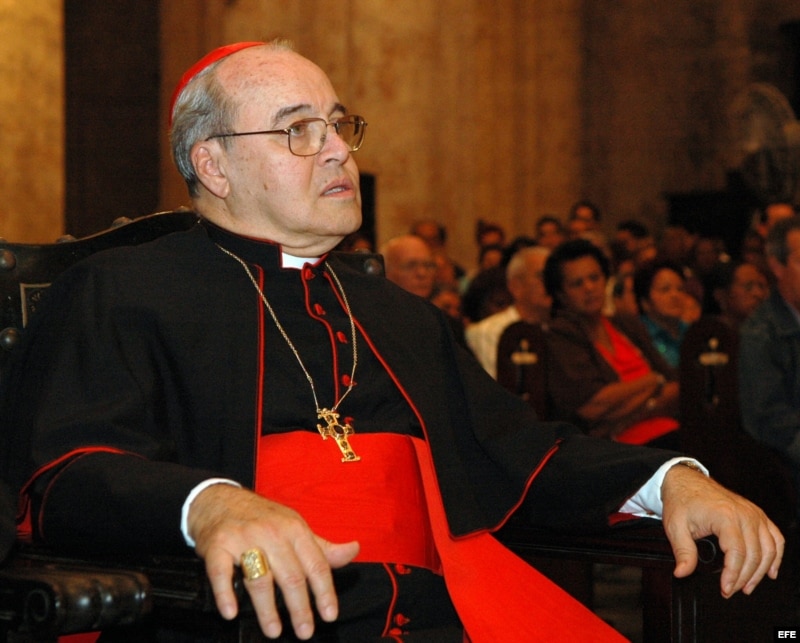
top-left (316, 408), bottom-right (360, 462)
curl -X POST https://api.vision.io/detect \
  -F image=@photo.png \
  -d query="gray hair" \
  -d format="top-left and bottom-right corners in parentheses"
top-left (169, 39), bottom-right (294, 197)
top-left (506, 245), bottom-right (550, 283)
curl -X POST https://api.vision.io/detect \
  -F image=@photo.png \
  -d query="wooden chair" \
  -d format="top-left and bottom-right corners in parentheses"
top-left (0, 210), bottom-right (199, 373)
top-left (496, 322), bottom-right (601, 605)
top-left (677, 314), bottom-right (799, 638)
top-left (495, 321), bottom-right (549, 419)
top-left (499, 523), bottom-right (724, 643)
top-left (679, 315), bottom-right (797, 530)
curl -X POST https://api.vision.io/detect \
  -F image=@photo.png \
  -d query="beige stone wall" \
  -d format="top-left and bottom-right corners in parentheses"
top-left (0, 1), bottom-right (63, 242)
top-left (582, 0), bottom-right (800, 234)
top-left (0, 1), bottom-right (790, 262)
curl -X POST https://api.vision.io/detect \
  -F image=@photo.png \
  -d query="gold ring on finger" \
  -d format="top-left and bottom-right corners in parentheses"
top-left (240, 548), bottom-right (269, 581)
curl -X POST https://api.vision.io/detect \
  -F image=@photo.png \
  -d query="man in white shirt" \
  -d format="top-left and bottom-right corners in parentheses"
top-left (465, 246), bottom-right (551, 378)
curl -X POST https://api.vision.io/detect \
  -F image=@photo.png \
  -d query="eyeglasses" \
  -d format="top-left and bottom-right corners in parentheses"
top-left (398, 260), bottom-right (437, 273)
top-left (206, 116), bottom-right (367, 157)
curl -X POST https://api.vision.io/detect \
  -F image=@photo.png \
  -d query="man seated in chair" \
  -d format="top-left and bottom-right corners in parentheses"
top-left (740, 215), bottom-right (800, 517)
top-left (0, 41), bottom-right (783, 642)
top-left (465, 245), bottom-right (551, 379)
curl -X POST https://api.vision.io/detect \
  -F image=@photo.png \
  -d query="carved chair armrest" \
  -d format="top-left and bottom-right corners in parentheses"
top-left (498, 520), bottom-right (723, 571)
top-left (0, 543), bottom-right (249, 640)
top-left (499, 522), bottom-right (729, 643)
top-left (0, 525), bottom-right (724, 640)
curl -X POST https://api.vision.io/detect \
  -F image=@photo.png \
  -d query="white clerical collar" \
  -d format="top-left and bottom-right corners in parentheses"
top-left (281, 252), bottom-right (320, 270)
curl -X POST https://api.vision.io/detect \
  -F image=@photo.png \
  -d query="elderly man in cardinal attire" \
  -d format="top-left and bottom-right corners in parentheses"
top-left (1, 40), bottom-right (783, 642)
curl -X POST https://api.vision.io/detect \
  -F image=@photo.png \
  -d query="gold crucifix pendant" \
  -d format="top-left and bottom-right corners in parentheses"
top-left (316, 408), bottom-right (361, 462)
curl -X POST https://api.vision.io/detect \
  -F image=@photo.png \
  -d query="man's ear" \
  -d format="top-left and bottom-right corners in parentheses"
top-left (191, 141), bottom-right (230, 199)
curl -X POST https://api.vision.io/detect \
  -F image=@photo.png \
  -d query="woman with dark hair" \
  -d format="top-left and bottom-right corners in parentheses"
top-left (543, 239), bottom-right (680, 448)
top-left (633, 260), bottom-right (691, 368)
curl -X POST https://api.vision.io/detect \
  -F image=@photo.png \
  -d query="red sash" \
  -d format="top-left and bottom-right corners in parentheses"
top-left (256, 431), bottom-right (625, 642)
top-left (255, 432), bottom-right (440, 570)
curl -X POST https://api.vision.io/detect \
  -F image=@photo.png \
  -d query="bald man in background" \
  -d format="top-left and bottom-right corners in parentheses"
top-left (380, 234), bottom-right (437, 298)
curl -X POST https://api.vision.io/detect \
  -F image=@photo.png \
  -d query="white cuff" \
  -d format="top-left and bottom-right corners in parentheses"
top-left (619, 457), bottom-right (708, 519)
top-left (181, 478), bottom-right (242, 548)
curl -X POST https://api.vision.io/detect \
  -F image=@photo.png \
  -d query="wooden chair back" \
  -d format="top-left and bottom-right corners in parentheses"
top-left (679, 315), bottom-right (797, 530)
top-left (0, 211), bottom-right (199, 372)
top-left (496, 321), bottom-right (549, 419)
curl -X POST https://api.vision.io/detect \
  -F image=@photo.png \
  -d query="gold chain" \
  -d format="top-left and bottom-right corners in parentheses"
top-left (216, 244), bottom-right (358, 414)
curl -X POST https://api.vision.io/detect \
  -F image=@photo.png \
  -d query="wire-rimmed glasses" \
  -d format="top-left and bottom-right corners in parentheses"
top-left (206, 116), bottom-right (367, 157)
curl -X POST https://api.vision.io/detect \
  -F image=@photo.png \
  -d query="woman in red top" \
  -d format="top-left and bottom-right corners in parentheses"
top-left (543, 239), bottom-right (680, 449)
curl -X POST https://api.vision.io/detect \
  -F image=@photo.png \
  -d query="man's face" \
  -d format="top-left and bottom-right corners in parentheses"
top-left (513, 253), bottom-right (551, 314)
top-left (567, 218), bottom-right (590, 239)
top-left (385, 237), bottom-right (436, 298)
top-left (537, 222), bottom-right (565, 250)
top-left (479, 230), bottom-right (504, 248)
top-left (572, 206), bottom-right (598, 230)
top-left (772, 229), bottom-right (800, 311)
top-left (199, 48), bottom-right (362, 256)
top-left (558, 255), bottom-right (607, 317)
top-left (431, 289), bottom-right (461, 319)
top-left (724, 263), bottom-right (768, 322)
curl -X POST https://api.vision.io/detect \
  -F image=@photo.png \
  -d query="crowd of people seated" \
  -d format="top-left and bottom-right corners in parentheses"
top-left (379, 199), bottom-right (800, 529)
top-left (383, 200), bottom-right (785, 336)
top-left (340, 200), bottom-right (800, 520)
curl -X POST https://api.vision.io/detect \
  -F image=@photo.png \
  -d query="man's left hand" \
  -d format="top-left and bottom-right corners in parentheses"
top-left (661, 463), bottom-right (784, 597)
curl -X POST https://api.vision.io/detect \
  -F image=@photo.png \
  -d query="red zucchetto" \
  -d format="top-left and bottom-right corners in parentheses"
top-left (169, 41), bottom-right (265, 126)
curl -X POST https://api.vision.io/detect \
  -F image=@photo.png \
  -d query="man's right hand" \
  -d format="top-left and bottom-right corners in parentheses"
top-left (187, 483), bottom-right (360, 640)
